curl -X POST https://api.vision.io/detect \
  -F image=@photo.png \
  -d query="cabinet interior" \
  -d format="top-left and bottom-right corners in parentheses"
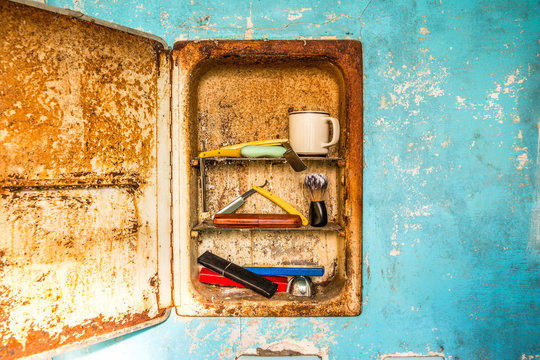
top-left (185, 56), bottom-right (349, 303)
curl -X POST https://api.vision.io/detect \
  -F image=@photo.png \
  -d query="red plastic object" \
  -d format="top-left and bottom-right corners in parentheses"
top-left (199, 267), bottom-right (288, 292)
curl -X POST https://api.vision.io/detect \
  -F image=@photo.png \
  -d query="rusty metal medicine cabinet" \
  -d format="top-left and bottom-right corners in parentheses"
top-left (0, 0), bottom-right (363, 358)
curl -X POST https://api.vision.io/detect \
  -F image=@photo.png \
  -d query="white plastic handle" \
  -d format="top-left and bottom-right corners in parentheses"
top-left (321, 117), bottom-right (340, 148)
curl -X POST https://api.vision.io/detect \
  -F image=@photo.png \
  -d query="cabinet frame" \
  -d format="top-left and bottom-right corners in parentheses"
top-left (171, 40), bottom-right (363, 317)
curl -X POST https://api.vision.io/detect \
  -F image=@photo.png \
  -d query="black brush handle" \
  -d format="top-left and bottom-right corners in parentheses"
top-left (309, 201), bottom-right (328, 227)
top-left (197, 251), bottom-right (278, 298)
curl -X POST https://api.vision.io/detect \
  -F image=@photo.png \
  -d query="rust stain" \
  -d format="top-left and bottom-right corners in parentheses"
top-left (0, 0), bottom-right (159, 187)
top-left (0, 1), bottom-right (167, 358)
top-left (173, 40), bottom-right (363, 317)
top-left (1, 173), bottom-right (142, 189)
top-left (0, 188), bottom-right (163, 357)
top-left (0, 310), bottom-right (167, 360)
top-left (195, 60), bottom-right (343, 152)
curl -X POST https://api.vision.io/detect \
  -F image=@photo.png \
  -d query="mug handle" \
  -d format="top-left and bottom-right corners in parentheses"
top-left (321, 117), bottom-right (340, 148)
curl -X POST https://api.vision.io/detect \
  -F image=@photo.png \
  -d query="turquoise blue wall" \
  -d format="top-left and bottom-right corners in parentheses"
top-left (49, 0), bottom-right (539, 359)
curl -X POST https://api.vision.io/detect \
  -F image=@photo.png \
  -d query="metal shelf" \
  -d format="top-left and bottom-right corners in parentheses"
top-left (191, 157), bottom-right (344, 166)
top-left (192, 221), bottom-right (343, 232)
top-left (206, 156), bottom-right (342, 161)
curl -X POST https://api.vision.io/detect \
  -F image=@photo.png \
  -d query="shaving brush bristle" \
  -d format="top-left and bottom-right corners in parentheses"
top-left (304, 173), bottom-right (328, 202)
top-left (304, 173), bottom-right (328, 227)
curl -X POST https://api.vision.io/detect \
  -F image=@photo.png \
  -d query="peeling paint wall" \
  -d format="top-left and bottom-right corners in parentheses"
top-left (22, 0), bottom-right (539, 359)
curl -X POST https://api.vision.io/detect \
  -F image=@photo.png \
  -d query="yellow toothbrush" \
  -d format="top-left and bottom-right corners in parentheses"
top-left (198, 148), bottom-right (242, 158)
top-left (252, 185), bottom-right (309, 226)
top-left (198, 139), bottom-right (288, 158)
top-left (221, 139), bottom-right (288, 149)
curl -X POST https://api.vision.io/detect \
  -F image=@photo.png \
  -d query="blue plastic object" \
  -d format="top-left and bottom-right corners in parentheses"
top-left (244, 266), bottom-right (324, 277)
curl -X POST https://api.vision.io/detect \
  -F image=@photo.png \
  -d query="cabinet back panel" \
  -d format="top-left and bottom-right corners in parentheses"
top-left (194, 60), bottom-right (345, 159)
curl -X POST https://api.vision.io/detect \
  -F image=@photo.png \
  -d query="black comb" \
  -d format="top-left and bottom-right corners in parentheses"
top-left (197, 251), bottom-right (278, 298)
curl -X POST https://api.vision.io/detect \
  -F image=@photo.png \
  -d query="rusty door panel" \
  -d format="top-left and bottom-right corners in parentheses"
top-left (0, 189), bottom-right (163, 358)
top-left (0, 0), bottom-right (159, 186)
top-left (0, 1), bottom-right (169, 358)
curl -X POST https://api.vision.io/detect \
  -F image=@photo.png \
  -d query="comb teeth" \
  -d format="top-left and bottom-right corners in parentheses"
top-left (304, 173), bottom-right (328, 190)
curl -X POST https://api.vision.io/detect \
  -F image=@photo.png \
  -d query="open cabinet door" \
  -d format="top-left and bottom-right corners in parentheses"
top-left (0, 0), bottom-right (172, 358)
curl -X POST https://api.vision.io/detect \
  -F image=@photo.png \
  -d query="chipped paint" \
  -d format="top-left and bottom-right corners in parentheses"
top-left (381, 353), bottom-right (445, 360)
top-left (418, 27), bottom-right (430, 35)
top-left (516, 152), bottom-right (530, 171)
top-left (287, 8), bottom-right (311, 21)
top-left (382, 53), bottom-right (448, 109)
top-left (244, 6), bottom-right (254, 39)
top-left (241, 339), bottom-right (327, 359)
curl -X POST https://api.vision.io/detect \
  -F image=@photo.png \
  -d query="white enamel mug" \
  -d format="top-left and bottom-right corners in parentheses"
top-left (288, 111), bottom-right (340, 156)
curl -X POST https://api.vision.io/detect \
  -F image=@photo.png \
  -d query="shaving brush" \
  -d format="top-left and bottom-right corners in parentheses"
top-left (304, 173), bottom-right (328, 227)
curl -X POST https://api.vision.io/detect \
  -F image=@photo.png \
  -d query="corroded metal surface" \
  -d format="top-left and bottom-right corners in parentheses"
top-left (172, 40), bottom-right (363, 317)
top-left (0, 1), bottom-right (169, 358)
top-left (195, 60), bottom-right (343, 157)
top-left (0, 0), bottom-right (160, 187)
